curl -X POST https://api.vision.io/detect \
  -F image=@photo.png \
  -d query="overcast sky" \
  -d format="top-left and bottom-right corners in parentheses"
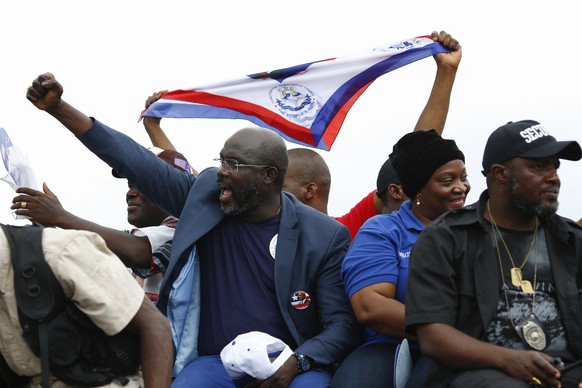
top-left (1, 1), bottom-right (580, 229)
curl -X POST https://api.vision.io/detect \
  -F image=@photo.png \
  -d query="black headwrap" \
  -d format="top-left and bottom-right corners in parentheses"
top-left (389, 130), bottom-right (465, 198)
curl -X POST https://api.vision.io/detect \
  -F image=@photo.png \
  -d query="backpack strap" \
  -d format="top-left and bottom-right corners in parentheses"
top-left (1, 224), bottom-right (64, 388)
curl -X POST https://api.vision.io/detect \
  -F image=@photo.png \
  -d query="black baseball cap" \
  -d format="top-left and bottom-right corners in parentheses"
top-left (376, 158), bottom-right (400, 196)
top-left (481, 120), bottom-right (582, 176)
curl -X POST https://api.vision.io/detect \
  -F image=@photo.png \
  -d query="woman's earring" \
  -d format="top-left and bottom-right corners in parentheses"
top-left (416, 194), bottom-right (421, 206)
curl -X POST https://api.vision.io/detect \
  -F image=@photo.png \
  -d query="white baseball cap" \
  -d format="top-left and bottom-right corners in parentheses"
top-left (220, 331), bottom-right (294, 380)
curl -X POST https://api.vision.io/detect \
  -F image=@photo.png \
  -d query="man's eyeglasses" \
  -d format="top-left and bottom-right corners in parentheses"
top-left (213, 158), bottom-right (271, 173)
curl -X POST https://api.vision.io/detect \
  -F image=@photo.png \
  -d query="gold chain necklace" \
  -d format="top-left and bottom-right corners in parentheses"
top-left (487, 201), bottom-right (546, 350)
top-left (487, 201), bottom-right (537, 294)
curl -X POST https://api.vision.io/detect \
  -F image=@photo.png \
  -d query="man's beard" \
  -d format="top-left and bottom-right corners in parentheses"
top-left (510, 176), bottom-right (558, 218)
top-left (221, 176), bottom-right (263, 216)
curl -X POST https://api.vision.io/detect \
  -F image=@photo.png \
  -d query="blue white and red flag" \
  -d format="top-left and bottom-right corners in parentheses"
top-left (141, 35), bottom-right (450, 151)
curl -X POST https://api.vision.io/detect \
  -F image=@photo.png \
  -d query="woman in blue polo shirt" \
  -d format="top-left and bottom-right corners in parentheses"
top-left (333, 130), bottom-right (470, 387)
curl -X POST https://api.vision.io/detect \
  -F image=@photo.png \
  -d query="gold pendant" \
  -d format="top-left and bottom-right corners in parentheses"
top-left (520, 280), bottom-right (534, 294)
top-left (510, 267), bottom-right (534, 293)
top-left (510, 267), bottom-right (522, 287)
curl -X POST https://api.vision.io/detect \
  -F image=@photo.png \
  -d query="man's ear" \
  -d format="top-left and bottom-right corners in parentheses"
top-left (304, 182), bottom-right (318, 200)
top-left (387, 184), bottom-right (404, 200)
top-left (263, 167), bottom-right (279, 184)
top-left (491, 164), bottom-right (508, 183)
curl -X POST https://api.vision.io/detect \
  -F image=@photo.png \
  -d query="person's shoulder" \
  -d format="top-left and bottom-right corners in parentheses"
top-left (546, 213), bottom-right (582, 238)
top-left (555, 214), bottom-right (582, 229)
top-left (284, 193), bottom-right (349, 232)
top-left (42, 227), bottom-right (107, 251)
top-left (359, 212), bottom-right (401, 231)
top-left (430, 201), bottom-right (480, 229)
top-left (198, 166), bottom-right (217, 176)
top-left (134, 224), bottom-right (174, 234)
top-left (191, 167), bottom-right (220, 195)
top-left (42, 226), bottom-right (101, 241)
top-left (192, 166), bottom-right (217, 182)
top-left (41, 228), bottom-right (115, 277)
top-left (297, 199), bottom-right (344, 226)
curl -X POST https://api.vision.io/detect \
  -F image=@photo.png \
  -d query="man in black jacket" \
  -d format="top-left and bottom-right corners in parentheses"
top-left (405, 120), bottom-right (582, 387)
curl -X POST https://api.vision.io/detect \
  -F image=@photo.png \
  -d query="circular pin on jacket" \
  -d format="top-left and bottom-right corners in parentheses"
top-left (291, 290), bottom-right (311, 310)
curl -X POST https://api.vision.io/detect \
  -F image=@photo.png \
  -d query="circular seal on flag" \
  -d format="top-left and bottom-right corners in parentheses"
top-left (269, 84), bottom-right (321, 124)
top-left (269, 234), bottom-right (278, 259)
top-left (290, 290), bottom-right (311, 310)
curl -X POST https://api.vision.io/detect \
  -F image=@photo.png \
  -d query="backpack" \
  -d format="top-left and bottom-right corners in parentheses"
top-left (0, 224), bottom-right (141, 388)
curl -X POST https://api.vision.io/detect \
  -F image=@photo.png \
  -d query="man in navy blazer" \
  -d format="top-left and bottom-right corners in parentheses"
top-left (26, 72), bottom-right (362, 387)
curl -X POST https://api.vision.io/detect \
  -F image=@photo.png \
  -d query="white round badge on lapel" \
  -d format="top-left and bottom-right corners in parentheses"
top-left (291, 290), bottom-right (311, 310)
top-left (269, 234), bottom-right (278, 259)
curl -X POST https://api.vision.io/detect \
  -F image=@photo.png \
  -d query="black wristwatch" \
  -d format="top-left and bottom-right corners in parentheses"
top-left (293, 353), bottom-right (312, 373)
